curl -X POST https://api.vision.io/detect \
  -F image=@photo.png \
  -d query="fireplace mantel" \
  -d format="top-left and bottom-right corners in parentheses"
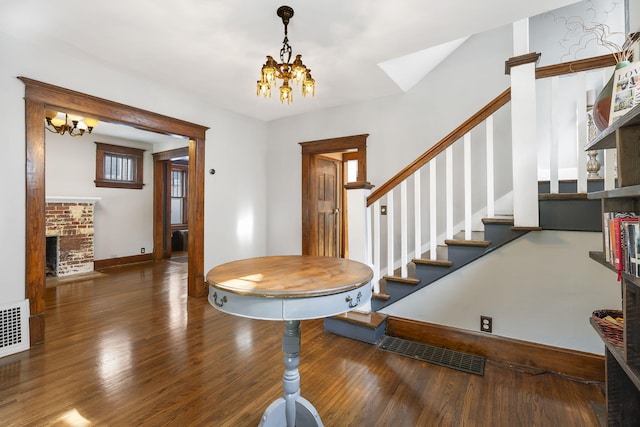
top-left (46, 196), bottom-right (101, 204)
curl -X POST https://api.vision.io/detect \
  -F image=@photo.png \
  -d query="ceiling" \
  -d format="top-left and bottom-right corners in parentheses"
top-left (3, 0), bottom-right (579, 125)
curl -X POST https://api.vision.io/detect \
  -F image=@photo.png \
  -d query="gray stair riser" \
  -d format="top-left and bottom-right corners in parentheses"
top-left (413, 265), bottom-right (451, 285)
top-left (324, 317), bottom-right (386, 344)
top-left (446, 245), bottom-right (488, 266)
top-left (483, 224), bottom-right (526, 247)
top-left (384, 280), bottom-right (420, 301)
top-left (538, 199), bottom-right (601, 231)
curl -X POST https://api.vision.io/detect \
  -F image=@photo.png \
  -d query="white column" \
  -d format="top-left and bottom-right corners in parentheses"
top-left (386, 192), bottom-right (395, 277)
top-left (372, 200), bottom-right (381, 294)
top-left (347, 188), bottom-right (373, 312)
top-left (446, 146), bottom-right (453, 239)
top-left (510, 19), bottom-right (539, 227)
top-left (429, 161), bottom-right (437, 260)
top-left (464, 133), bottom-right (472, 239)
top-left (575, 72), bottom-right (588, 193)
top-left (486, 116), bottom-right (495, 218)
top-left (400, 181), bottom-right (408, 277)
top-left (413, 169), bottom-right (422, 260)
top-left (550, 77), bottom-right (560, 194)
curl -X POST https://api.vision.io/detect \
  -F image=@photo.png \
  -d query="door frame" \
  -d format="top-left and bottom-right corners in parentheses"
top-left (300, 134), bottom-right (371, 256)
top-left (153, 147), bottom-right (190, 260)
top-left (20, 77), bottom-right (208, 345)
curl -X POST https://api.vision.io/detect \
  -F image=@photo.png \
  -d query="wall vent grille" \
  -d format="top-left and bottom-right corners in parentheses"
top-left (0, 300), bottom-right (29, 358)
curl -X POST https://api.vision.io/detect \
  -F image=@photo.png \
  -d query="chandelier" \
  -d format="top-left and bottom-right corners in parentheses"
top-left (256, 5), bottom-right (315, 105)
top-left (45, 110), bottom-right (98, 137)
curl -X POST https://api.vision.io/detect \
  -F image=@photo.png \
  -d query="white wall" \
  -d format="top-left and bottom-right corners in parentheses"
top-left (530, 0), bottom-right (627, 66)
top-left (0, 31), bottom-right (267, 305)
top-left (266, 24), bottom-right (513, 255)
top-left (45, 132), bottom-right (155, 259)
top-left (381, 231), bottom-right (620, 355)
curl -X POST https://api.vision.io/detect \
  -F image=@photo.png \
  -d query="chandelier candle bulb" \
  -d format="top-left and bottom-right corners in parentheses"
top-left (256, 5), bottom-right (315, 104)
top-left (44, 110), bottom-right (98, 137)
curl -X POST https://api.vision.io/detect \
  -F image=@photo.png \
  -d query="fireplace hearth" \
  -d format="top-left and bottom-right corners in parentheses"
top-left (45, 197), bottom-right (100, 277)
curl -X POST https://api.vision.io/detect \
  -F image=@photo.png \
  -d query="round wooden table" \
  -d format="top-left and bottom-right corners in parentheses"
top-left (207, 255), bottom-right (373, 427)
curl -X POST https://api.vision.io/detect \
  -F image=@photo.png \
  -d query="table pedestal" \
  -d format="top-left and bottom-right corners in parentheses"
top-left (259, 321), bottom-right (323, 427)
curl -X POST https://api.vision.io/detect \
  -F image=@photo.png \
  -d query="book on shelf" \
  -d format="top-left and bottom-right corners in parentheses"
top-left (604, 212), bottom-right (638, 279)
top-left (624, 221), bottom-right (640, 277)
top-left (609, 61), bottom-right (640, 126)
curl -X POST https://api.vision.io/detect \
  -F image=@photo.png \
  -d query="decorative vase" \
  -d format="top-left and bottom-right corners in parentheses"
top-left (593, 60), bottom-right (630, 131)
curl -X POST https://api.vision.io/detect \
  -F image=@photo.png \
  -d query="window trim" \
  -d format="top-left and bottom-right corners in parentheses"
top-left (170, 163), bottom-right (189, 229)
top-left (95, 142), bottom-right (145, 189)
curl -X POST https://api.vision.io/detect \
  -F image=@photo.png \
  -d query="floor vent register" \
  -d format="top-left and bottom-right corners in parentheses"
top-left (378, 336), bottom-right (485, 376)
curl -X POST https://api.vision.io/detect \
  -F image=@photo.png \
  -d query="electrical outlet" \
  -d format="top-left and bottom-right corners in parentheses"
top-left (141, 248), bottom-right (145, 254)
top-left (480, 315), bottom-right (492, 333)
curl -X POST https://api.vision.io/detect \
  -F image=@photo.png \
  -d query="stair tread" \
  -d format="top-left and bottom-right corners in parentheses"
top-left (444, 239), bottom-right (491, 247)
top-left (482, 217), bottom-right (514, 225)
top-left (412, 258), bottom-right (453, 267)
top-left (538, 193), bottom-right (588, 200)
top-left (512, 226), bottom-right (542, 231)
top-left (332, 311), bottom-right (388, 328)
top-left (373, 292), bottom-right (391, 301)
top-left (383, 275), bottom-right (420, 285)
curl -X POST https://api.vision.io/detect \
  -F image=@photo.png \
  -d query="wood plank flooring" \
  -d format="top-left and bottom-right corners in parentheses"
top-left (0, 260), bottom-right (604, 426)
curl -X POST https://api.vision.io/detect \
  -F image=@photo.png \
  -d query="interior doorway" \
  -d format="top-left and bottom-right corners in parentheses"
top-left (21, 77), bottom-right (208, 345)
top-left (153, 147), bottom-right (190, 261)
top-left (300, 134), bottom-right (372, 257)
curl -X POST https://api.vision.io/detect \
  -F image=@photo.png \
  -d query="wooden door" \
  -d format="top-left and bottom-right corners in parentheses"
top-left (316, 157), bottom-right (340, 257)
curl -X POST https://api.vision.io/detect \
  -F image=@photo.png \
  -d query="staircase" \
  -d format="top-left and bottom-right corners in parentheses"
top-left (325, 216), bottom-right (533, 343)
top-left (325, 55), bottom-right (618, 345)
top-left (373, 217), bottom-right (530, 311)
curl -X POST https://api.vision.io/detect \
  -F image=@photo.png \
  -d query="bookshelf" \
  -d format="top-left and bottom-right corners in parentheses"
top-left (587, 104), bottom-right (640, 426)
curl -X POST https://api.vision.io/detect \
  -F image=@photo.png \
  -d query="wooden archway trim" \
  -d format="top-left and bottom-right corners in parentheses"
top-left (20, 77), bottom-right (209, 345)
top-left (300, 134), bottom-right (371, 256)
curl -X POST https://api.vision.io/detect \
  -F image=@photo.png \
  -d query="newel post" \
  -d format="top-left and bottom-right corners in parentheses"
top-left (346, 184), bottom-right (375, 312)
top-left (506, 19), bottom-right (540, 227)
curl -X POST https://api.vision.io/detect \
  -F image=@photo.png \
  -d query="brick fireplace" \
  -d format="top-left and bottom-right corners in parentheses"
top-left (45, 197), bottom-right (100, 277)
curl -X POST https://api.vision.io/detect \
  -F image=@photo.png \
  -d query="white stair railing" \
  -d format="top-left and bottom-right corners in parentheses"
top-left (363, 56), bottom-right (617, 295)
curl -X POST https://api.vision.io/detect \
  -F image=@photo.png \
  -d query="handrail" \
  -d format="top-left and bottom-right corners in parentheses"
top-left (535, 54), bottom-right (617, 79)
top-left (367, 88), bottom-right (511, 206)
top-left (365, 54), bottom-right (620, 207)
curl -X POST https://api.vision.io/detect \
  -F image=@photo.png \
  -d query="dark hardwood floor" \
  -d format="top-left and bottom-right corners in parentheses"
top-left (0, 260), bottom-right (604, 426)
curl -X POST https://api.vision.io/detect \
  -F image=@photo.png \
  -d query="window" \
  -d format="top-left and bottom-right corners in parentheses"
top-left (342, 151), bottom-right (359, 183)
top-left (95, 142), bottom-right (145, 189)
top-left (170, 164), bottom-right (188, 227)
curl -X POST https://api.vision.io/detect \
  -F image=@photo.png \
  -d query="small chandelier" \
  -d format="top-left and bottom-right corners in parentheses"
top-left (45, 110), bottom-right (98, 137)
top-left (257, 5), bottom-right (315, 105)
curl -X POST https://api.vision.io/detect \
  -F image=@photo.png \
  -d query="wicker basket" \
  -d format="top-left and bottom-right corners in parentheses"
top-left (592, 309), bottom-right (624, 347)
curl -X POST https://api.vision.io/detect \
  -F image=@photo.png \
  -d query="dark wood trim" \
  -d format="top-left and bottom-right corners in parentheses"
top-left (94, 254), bottom-right (153, 270)
top-left (188, 137), bottom-right (206, 297)
top-left (20, 77), bottom-right (209, 344)
top-left (386, 316), bottom-right (604, 382)
top-left (344, 181), bottom-right (375, 190)
top-left (94, 142), bottom-right (146, 190)
top-left (505, 52), bottom-right (541, 75)
top-left (535, 54), bottom-right (619, 79)
top-left (300, 134), bottom-right (370, 256)
top-left (538, 193), bottom-right (589, 200)
top-left (152, 146), bottom-right (189, 162)
top-left (25, 97), bottom-right (46, 345)
top-left (19, 77), bottom-right (207, 139)
top-left (94, 180), bottom-right (145, 190)
top-left (153, 160), bottom-right (168, 261)
top-left (367, 89), bottom-right (511, 206)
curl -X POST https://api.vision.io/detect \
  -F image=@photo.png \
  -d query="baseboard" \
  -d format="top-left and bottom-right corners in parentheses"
top-left (94, 253), bottom-right (153, 270)
top-left (386, 316), bottom-right (604, 382)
